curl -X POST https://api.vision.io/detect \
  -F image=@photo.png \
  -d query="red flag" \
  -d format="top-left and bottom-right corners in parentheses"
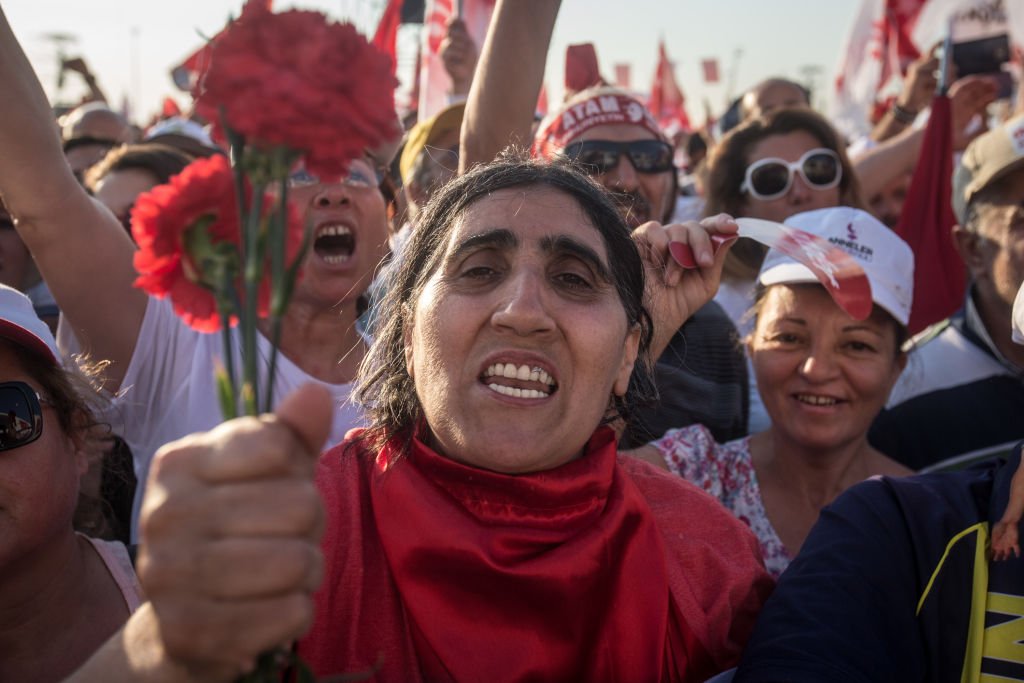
top-left (372, 0), bottom-right (403, 72)
top-left (701, 58), bottom-right (720, 84)
top-left (169, 0), bottom-right (274, 92)
top-left (417, 0), bottom-right (494, 118)
top-left (648, 41), bottom-right (691, 134)
top-left (565, 43), bottom-right (604, 94)
top-left (614, 63), bottom-right (631, 90)
top-left (702, 98), bottom-right (716, 132)
top-left (831, 0), bottom-right (926, 138)
top-left (161, 97), bottom-right (182, 118)
top-left (536, 82), bottom-right (549, 118)
top-left (895, 93), bottom-right (964, 334)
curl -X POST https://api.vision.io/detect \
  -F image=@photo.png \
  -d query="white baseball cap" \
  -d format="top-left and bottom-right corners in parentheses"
top-left (758, 207), bottom-right (915, 327)
top-left (0, 284), bottom-right (60, 366)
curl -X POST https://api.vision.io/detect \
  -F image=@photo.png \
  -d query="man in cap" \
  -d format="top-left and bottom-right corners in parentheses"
top-left (461, 0), bottom-right (749, 443)
top-left (870, 114), bottom-right (1024, 471)
top-left (399, 102), bottom-right (465, 225)
top-left (60, 101), bottom-right (136, 181)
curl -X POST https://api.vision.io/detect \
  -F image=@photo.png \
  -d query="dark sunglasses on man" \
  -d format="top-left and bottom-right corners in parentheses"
top-left (0, 381), bottom-right (49, 452)
top-left (741, 148), bottom-right (842, 201)
top-left (561, 139), bottom-right (675, 175)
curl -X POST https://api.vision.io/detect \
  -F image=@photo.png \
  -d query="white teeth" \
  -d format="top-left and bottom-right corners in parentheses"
top-left (487, 383), bottom-right (549, 399)
top-left (484, 363), bottom-right (555, 387)
top-left (317, 224), bottom-right (352, 238)
top-left (321, 253), bottom-right (351, 264)
top-left (796, 394), bottom-right (838, 406)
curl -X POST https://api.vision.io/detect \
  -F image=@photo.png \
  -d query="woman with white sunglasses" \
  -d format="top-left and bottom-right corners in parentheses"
top-left (0, 284), bottom-right (141, 681)
top-left (703, 108), bottom-right (865, 434)
top-left (705, 108), bottom-right (863, 327)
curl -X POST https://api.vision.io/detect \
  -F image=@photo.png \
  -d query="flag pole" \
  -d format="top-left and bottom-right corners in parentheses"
top-left (938, 16), bottom-right (953, 96)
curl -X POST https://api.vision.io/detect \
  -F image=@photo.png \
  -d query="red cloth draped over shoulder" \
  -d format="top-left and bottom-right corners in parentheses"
top-left (299, 426), bottom-right (772, 682)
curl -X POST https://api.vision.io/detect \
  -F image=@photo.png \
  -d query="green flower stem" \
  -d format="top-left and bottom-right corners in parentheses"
top-left (241, 181), bottom-right (267, 416)
top-left (217, 289), bottom-right (238, 420)
top-left (263, 176), bottom-right (288, 414)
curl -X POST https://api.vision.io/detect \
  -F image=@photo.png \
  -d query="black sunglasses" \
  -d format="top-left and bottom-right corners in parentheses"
top-left (0, 381), bottom-right (47, 452)
top-left (561, 139), bottom-right (675, 175)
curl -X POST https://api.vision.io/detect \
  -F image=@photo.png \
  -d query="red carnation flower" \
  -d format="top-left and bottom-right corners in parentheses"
top-left (194, 1), bottom-right (398, 179)
top-left (132, 154), bottom-right (304, 332)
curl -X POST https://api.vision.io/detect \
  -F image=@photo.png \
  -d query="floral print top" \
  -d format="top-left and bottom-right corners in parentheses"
top-left (650, 424), bottom-right (792, 578)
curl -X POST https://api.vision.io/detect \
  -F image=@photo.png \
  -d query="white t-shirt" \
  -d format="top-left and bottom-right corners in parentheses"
top-left (111, 297), bottom-right (364, 540)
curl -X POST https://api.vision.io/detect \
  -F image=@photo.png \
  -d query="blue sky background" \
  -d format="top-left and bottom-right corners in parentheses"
top-left (4, 0), bottom-right (861, 122)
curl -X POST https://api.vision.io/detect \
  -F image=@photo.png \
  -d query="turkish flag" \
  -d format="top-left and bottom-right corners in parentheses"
top-left (701, 58), bottom-right (720, 84)
top-left (169, 0), bottom-right (273, 92)
top-left (417, 0), bottom-right (495, 119)
top-left (161, 97), bottom-right (182, 118)
top-left (565, 43), bottom-right (604, 94)
top-left (895, 93), bottom-right (964, 334)
top-left (614, 63), bottom-right (631, 90)
top-left (536, 82), bottom-right (549, 118)
top-left (648, 41), bottom-right (691, 133)
top-left (372, 0), bottom-right (404, 72)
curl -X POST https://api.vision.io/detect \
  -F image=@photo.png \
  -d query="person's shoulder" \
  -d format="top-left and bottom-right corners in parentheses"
top-left (315, 431), bottom-right (374, 490)
top-left (620, 454), bottom-right (762, 550)
top-left (891, 313), bottom-right (1001, 406)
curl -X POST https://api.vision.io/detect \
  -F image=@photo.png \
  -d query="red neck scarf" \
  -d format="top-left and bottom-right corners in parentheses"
top-left (369, 426), bottom-right (709, 682)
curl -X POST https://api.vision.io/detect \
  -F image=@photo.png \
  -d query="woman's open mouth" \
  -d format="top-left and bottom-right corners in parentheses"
top-left (313, 223), bottom-right (355, 264)
top-left (481, 362), bottom-right (558, 399)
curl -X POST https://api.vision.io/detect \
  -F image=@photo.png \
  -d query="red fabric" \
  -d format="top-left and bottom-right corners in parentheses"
top-left (161, 97), bottom-right (182, 118)
top-left (895, 93), bottom-right (965, 334)
top-left (648, 41), bottom-right (691, 133)
top-left (536, 82), bottom-right (548, 118)
top-left (565, 43), bottom-right (604, 94)
top-left (701, 59), bottom-right (720, 84)
top-left (614, 63), bottom-right (631, 90)
top-left (372, 0), bottom-right (403, 73)
top-left (301, 428), bottom-right (772, 681)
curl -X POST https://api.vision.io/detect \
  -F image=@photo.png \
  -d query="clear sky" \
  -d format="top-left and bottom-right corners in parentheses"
top-left (4, 0), bottom-right (861, 123)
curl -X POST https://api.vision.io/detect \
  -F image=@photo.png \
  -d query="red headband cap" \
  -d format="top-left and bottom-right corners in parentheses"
top-left (532, 88), bottom-right (666, 160)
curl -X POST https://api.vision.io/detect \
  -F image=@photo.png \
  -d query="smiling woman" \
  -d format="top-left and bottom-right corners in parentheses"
top-left (629, 207), bottom-right (915, 577)
top-left (133, 155), bottom-right (773, 682)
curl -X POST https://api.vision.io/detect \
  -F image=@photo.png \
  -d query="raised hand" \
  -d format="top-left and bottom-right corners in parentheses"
top-left (633, 213), bottom-right (738, 359)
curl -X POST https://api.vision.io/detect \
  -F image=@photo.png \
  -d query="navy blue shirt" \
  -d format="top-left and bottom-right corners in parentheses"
top-left (735, 447), bottom-right (1024, 682)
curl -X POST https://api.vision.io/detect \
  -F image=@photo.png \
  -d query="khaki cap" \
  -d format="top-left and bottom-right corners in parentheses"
top-left (399, 103), bottom-right (465, 186)
top-left (953, 114), bottom-right (1024, 224)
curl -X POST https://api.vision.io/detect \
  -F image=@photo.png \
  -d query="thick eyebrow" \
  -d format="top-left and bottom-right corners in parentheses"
top-left (540, 234), bottom-right (613, 283)
top-left (445, 228), bottom-right (519, 264)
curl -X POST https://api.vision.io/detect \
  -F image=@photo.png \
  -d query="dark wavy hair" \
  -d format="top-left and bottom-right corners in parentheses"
top-left (352, 152), bottom-right (657, 456)
top-left (705, 108), bottom-right (863, 281)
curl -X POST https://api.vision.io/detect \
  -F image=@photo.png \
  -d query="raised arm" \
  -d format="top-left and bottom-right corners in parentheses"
top-left (458, 0), bottom-right (561, 171)
top-left (0, 5), bottom-right (145, 389)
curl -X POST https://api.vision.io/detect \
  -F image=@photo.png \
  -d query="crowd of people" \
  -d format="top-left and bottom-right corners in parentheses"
top-left (3, 0), bottom-right (1024, 680)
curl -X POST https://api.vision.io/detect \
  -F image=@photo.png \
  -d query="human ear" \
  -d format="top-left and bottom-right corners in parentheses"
top-left (613, 325), bottom-right (642, 396)
top-left (953, 224), bottom-right (987, 278)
